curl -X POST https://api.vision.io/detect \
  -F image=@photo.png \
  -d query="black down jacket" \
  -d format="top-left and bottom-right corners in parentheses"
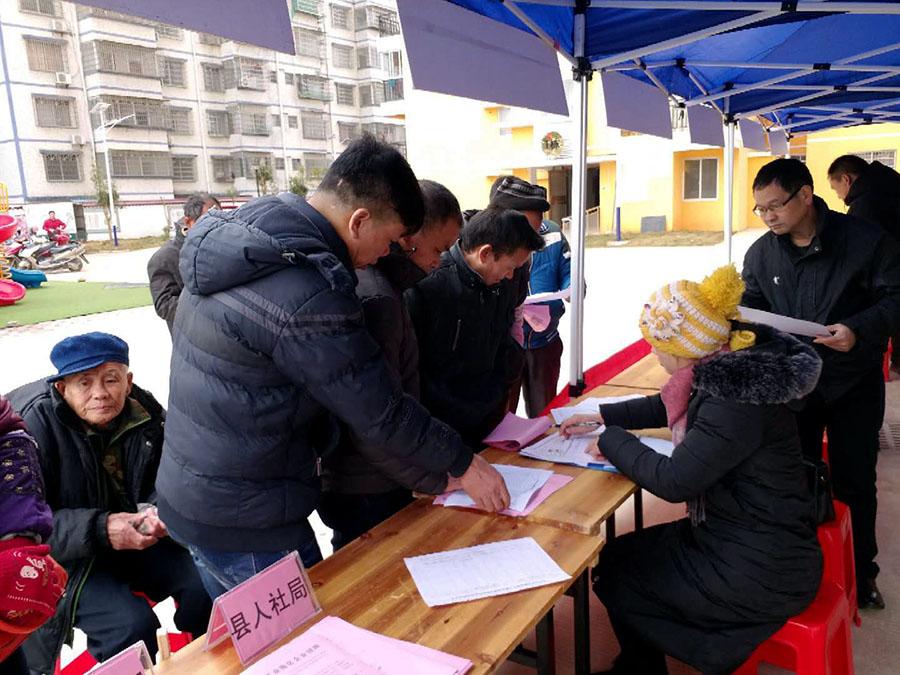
top-left (843, 160), bottom-right (900, 242)
top-left (593, 325), bottom-right (823, 674)
top-left (155, 194), bottom-right (472, 553)
top-left (147, 225), bottom-right (186, 334)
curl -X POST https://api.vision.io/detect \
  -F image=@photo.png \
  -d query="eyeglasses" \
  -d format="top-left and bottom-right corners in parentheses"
top-left (753, 187), bottom-right (801, 217)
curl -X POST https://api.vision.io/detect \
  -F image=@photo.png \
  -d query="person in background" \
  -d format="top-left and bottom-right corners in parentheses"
top-left (743, 158), bottom-right (900, 610)
top-left (156, 136), bottom-right (509, 599)
top-left (0, 395), bottom-right (67, 675)
top-left (407, 208), bottom-right (544, 447)
top-left (562, 266), bottom-right (822, 675)
top-left (147, 193), bottom-right (221, 334)
top-left (6, 333), bottom-right (211, 673)
top-left (319, 180), bottom-right (464, 550)
top-left (41, 212), bottom-right (65, 238)
top-left (489, 176), bottom-right (571, 417)
top-left (827, 154), bottom-right (900, 377)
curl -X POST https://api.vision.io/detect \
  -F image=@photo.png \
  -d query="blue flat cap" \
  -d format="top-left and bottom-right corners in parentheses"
top-left (48, 332), bottom-right (129, 383)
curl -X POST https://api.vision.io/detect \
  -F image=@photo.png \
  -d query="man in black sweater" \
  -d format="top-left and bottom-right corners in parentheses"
top-left (743, 158), bottom-right (900, 610)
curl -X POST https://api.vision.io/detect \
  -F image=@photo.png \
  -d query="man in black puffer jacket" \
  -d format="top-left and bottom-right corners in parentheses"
top-left (157, 136), bottom-right (509, 598)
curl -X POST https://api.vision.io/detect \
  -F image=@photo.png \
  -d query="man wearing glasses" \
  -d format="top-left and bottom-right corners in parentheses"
top-left (742, 158), bottom-right (900, 610)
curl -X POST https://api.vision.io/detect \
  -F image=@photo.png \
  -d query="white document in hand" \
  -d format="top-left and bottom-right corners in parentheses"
top-left (519, 433), bottom-right (598, 467)
top-left (550, 394), bottom-right (644, 425)
top-left (442, 464), bottom-right (553, 512)
top-left (737, 306), bottom-right (830, 338)
top-left (404, 537), bottom-right (570, 607)
top-left (523, 287), bottom-right (571, 305)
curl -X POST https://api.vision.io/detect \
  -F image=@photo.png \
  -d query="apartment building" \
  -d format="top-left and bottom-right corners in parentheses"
top-left (0, 0), bottom-right (408, 215)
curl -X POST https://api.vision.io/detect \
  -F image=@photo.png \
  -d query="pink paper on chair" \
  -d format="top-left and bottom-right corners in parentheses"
top-left (482, 412), bottom-right (552, 451)
top-left (434, 473), bottom-right (573, 517)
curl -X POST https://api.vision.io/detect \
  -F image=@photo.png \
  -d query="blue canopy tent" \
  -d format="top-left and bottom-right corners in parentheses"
top-left (409, 1), bottom-right (900, 393)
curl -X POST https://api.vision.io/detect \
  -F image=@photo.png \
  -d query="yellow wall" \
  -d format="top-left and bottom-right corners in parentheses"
top-left (599, 161), bottom-right (616, 233)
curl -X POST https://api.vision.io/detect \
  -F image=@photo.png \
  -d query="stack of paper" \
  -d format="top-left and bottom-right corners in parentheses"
top-left (404, 537), bottom-right (570, 607)
top-left (434, 471), bottom-right (573, 516)
top-left (524, 288), bottom-right (571, 305)
top-left (242, 616), bottom-right (471, 675)
top-left (441, 464), bottom-right (553, 512)
top-left (520, 433), bottom-right (597, 467)
top-left (482, 412), bottom-right (552, 451)
top-left (550, 394), bottom-right (644, 425)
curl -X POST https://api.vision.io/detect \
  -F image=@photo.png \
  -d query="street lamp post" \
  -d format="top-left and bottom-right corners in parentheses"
top-left (91, 103), bottom-right (134, 247)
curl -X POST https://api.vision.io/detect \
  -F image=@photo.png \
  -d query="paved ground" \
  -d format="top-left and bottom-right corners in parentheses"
top-left (6, 228), bottom-right (896, 672)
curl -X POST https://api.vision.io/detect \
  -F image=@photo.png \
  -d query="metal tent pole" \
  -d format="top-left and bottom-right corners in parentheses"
top-left (724, 116), bottom-right (735, 264)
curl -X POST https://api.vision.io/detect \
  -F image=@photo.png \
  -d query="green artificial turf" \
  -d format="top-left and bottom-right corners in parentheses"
top-left (1, 281), bottom-right (152, 326)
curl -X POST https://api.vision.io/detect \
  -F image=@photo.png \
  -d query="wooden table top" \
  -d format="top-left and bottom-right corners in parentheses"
top-left (604, 356), bottom-right (668, 390)
top-left (155, 500), bottom-right (603, 675)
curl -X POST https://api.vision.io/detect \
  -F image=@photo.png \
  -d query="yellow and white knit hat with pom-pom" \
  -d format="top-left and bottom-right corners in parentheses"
top-left (639, 264), bottom-right (755, 358)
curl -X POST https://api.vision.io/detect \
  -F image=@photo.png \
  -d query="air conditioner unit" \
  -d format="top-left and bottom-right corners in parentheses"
top-left (70, 134), bottom-right (84, 147)
top-left (55, 72), bottom-right (72, 87)
top-left (50, 19), bottom-right (69, 33)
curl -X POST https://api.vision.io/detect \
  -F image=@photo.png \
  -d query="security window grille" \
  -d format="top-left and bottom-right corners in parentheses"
top-left (76, 6), bottom-right (153, 25)
top-left (292, 0), bottom-right (321, 16)
top-left (298, 75), bottom-right (331, 101)
top-left (211, 156), bottom-right (232, 181)
top-left (230, 105), bottom-right (269, 136)
top-left (383, 78), bottom-right (403, 102)
top-left (25, 37), bottom-right (67, 72)
top-left (275, 157), bottom-right (285, 170)
top-left (42, 152), bottom-right (81, 181)
top-left (305, 153), bottom-right (330, 180)
top-left (91, 96), bottom-right (167, 130)
top-left (172, 156), bottom-right (196, 181)
top-left (269, 70), bottom-right (278, 83)
top-left (294, 28), bottom-right (323, 59)
top-left (155, 24), bottom-right (183, 40)
top-left (292, 158), bottom-right (303, 171)
top-left (272, 114), bottom-right (281, 127)
top-left (206, 109), bottom-right (230, 137)
top-left (231, 152), bottom-right (271, 178)
top-left (331, 4), bottom-right (351, 29)
top-left (223, 57), bottom-right (266, 90)
top-left (159, 56), bottom-right (186, 86)
top-left (382, 51), bottom-right (402, 78)
top-left (334, 83), bottom-right (355, 106)
top-left (354, 6), bottom-right (399, 35)
top-left (103, 150), bottom-right (172, 178)
top-left (338, 121), bottom-right (360, 143)
top-left (198, 33), bottom-right (224, 46)
top-left (363, 122), bottom-right (405, 145)
top-left (166, 107), bottom-right (192, 134)
top-left (19, 0), bottom-right (58, 16)
top-left (33, 95), bottom-right (75, 128)
top-left (670, 105), bottom-right (688, 130)
top-left (288, 115), bottom-right (298, 129)
top-left (83, 41), bottom-right (158, 78)
top-left (683, 158), bottom-right (718, 200)
top-left (331, 44), bottom-right (354, 69)
top-left (202, 63), bottom-right (225, 92)
top-left (853, 150), bottom-right (896, 169)
top-left (301, 112), bottom-right (328, 140)
top-left (285, 72), bottom-right (295, 85)
top-left (356, 46), bottom-right (378, 69)
top-left (358, 82), bottom-right (383, 107)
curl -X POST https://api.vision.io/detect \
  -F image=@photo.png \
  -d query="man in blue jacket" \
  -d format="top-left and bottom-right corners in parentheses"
top-left (156, 136), bottom-right (509, 598)
top-left (490, 176), bottom-right (572, 417)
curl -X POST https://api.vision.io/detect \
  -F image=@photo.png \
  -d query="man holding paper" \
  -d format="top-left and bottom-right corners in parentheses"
top-left (743, 158), bottom-right (900, 609)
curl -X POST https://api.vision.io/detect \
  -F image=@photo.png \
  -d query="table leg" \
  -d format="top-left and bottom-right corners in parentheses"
top-left (634, 488), bottom-right (644, 531)
top-left (605, 512), bottom-right (616, 541)
top-left (536, 606), bottom-right (556, 675)
top-left (573, 569), bottom-right (590, 675)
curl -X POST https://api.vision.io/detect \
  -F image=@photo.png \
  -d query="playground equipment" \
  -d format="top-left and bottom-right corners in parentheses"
top-left (0, 192), bottom-right (28, 305)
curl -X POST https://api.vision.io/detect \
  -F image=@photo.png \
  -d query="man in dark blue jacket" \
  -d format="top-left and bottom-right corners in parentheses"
top-left (489, 176), bottom-right (572, 417)
top-left (156, 136), bottom-right (509, 598)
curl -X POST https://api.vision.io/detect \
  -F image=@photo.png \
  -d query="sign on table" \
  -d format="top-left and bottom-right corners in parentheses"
top-left (86, 641), bottom-right (154, 674)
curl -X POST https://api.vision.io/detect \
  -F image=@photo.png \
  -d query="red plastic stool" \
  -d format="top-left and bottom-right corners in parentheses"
top-left (819, 500), bottom-right (861, 626)
top-left (734, 581), bottom-right (854, 675)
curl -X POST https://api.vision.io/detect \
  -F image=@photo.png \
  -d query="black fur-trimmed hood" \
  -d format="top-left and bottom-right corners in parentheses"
top-left (693, 323), bottom-right (822, 405)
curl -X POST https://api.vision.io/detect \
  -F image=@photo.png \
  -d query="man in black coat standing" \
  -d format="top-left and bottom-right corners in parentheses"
top-left (147, 192), bottom-right (220, 334)
top-left (742, 158), bottom-right (900, 610)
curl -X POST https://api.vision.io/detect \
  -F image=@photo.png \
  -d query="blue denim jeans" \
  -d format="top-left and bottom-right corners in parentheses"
top-left (168, 526), bottom-right (323, 601)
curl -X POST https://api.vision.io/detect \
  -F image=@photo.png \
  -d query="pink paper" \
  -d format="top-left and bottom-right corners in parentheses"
top-left (523, 305), bottom-right (552, 331)
top-left (205, 552), bottom-right (320, 665)
top-left (482, 413), bottom-right (552, 451)
top-left (87, 642), bottom-right (152, 674)
top-left (435, 473), bottom-right (573, 517)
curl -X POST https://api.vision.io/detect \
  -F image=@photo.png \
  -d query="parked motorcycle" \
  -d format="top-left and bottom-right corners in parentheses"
top-left (5, 231), bottom-right (89, 273)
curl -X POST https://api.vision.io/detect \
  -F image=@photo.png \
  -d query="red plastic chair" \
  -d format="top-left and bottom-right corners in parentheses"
top-left (734, 580), bottom-right (854, 675)
top-left (818, 500), bottom-right (861, 627)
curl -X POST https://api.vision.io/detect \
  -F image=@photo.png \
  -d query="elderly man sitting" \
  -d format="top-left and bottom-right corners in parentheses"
top-left (6, 332), bottom-right (211, 674)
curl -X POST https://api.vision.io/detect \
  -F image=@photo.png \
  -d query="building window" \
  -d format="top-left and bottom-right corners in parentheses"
top-left (223, 56), bottom-right (266, 90)
top-left (382, 51), bottom-right (402, 78)
top-left (292, 158), bottom-right (303, 172)
top-left (298, 75), bottom-right (331, 101)
top-left (294, 28), bottom-right (323, 59)
top-left (159, 56), bottom-right (186, 87)
top-left (358, 82), bottom-right (383, 107)
top-left (363, 122), bottom-right (405, 145)
top-left (19, 0), bottom-right (59, 16)
top-left (230, 105), bottom-right (269, 136)
top-left (43, 151), bottom-right (81, 181)
top-left (102, 150), bottom-right (172, 178)
top-left (305, 153), bottom-right (330, 180)
top-left (25, 37), bottom-right (67, 73)
top-left (269, 70), bottom-right (278, 83)
top-left (198, 33), bottom-right (224, 46)
top-left (356, 46), bottom-right (378, 70)
top-left (331, 43), bottom-right (354, 69)
top-left (33, 95), bottom-right (74, 128)
top-left (172, 155), bottom-right (196, 181)
top-left (83, 40), bottom-right (158, 78)
top-left (166, 107), bottom-right (192, 135)
top-left (301, 113), bottom-right (328, 140)
top-left (275, 157), bottom-right (286, 170)
top-left (331, 4), bottom-right (351, 29)
top-left (334, 83), bottom-right (355, 106)
top-left (853, 149), bottom-right (896, 169)
top-left (202, 63), bottom-right (225, 92)
top-left (383, 78), bottom-right (403, 102)
top-left (90, 96), bottom-right (168, 130)
top-left (211, 156), bottom-right (232, 181)
top-left (288, 115), bottom-right (298, 129)
top-left (284, 72), bottom-right (295, 85)
top-left (338, 121), bottom-right (360, 143)
top-left (683, 158), bottom-right (718, 200)
top-left (231, 152), bottom-right (271, 178)
top-left (155, 24), bottom-right (183, 40)
top-left (206, 109), bottom-right (230, 137)
top-left (292, 0), bottom-right (321, 16)
top-left (272, 114), bottom-right (281, 128)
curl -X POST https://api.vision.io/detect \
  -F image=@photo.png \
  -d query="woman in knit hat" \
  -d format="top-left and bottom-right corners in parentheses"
top-left (561, 265), bottom-right (823, 675)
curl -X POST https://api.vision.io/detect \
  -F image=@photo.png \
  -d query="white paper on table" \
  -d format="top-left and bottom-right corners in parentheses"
top-left (519, 433), bottom-right (599, 467)
top-left (737, 306), bottom-right (830, 338)
top-left (640, 436), bottom-right (675, 457)
top-left (404, 537), bottom-right (570, 607)
top-left (550, 394), bottom-right (644, 425)
top-left (523, 288), bottom-right (571, 305)
top-left (442, 464), bottom-right (553, 512)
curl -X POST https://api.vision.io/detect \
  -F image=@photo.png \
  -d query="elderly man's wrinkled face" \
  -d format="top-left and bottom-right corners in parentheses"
top-left (54, 362), bottom-right (132, 428)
